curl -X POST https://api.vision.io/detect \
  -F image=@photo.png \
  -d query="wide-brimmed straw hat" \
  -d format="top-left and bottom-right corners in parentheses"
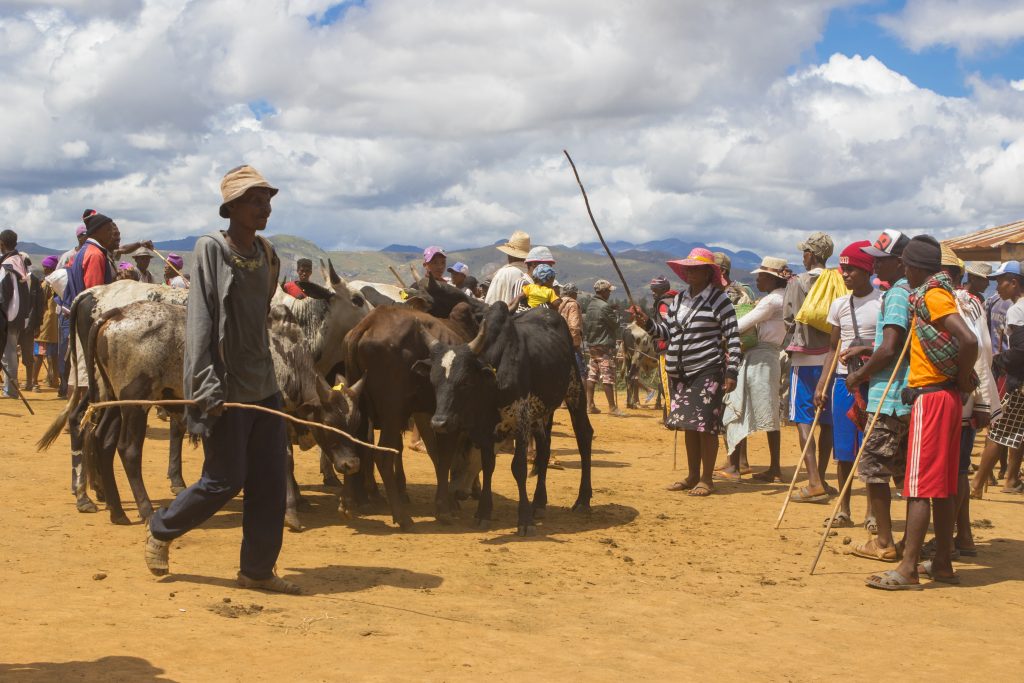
top-left (496, 230), bottom-right (531, 259)
top-left (219, 165), bottom-right (278, 218)
top-left (129, 247), bottom-right (156, 259)
top-left (750, 256), bottom-right (788, 279)
top-left (965, 262), bottom-right (992, 279)
top-left (667, 248), bottom-right (728, 287)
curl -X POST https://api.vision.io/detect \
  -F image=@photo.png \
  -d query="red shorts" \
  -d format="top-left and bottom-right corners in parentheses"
top-left (905, 388), bottom-right (961, 499)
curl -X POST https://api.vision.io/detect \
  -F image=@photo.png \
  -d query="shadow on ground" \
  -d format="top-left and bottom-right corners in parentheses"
top-left (0, 657), bottom-right (175, 681)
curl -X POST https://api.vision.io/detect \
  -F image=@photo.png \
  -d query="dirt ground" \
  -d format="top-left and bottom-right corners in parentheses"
top-left (2, 389), bottom-right (1023, 682)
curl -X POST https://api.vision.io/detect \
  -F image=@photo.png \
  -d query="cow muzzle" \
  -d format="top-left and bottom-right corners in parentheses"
top-left (430, 415), bottom-right (453, 434)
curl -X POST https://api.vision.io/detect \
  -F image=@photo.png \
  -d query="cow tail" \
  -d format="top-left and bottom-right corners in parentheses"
top-left (36, 395), bottom-right (75, 450)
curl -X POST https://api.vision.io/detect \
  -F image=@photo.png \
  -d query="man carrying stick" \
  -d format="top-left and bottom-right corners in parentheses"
top-left (865, 236), bottom-right (978, 590)
top-left (844, 230), bottom-right (912, 560)
top-left (145, 164), bottom-right (299, 595)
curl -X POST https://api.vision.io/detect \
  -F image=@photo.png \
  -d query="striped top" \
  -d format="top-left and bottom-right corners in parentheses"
top-left (645, 285), bottom-right (741, 380)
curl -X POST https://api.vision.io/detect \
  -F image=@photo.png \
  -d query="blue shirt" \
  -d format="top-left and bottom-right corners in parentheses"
top-left (867, 278), bottom-right (912, 417)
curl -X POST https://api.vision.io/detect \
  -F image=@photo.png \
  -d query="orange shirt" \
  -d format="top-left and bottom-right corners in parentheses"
top-left (909, 287), bottom-right (958, 388)
top-left (81, 243), bottom-right (110, 289)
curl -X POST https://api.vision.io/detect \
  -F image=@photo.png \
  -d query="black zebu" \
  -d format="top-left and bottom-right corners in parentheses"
top-left (420, 302), bottom-right (594, 535)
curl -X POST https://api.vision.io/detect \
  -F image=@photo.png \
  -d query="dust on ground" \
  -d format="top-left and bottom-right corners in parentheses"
top-left (1, 391), bottom-right (1022, 681)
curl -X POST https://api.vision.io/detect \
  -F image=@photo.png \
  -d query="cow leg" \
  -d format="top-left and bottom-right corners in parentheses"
top-left (117, 406), bottom-right (155, 521)
top-left (320, 449), bottom-right (343, 488)
top-left (567, 401), bottom-right (595, 513)
top-left (531, 417), bottom-right (554, 519)
top-left (475, 441), bottom-right (496, 528)
top-left (376, 426), bottom-right (414, 530)
top-left (93, 408), bottom-right (129, 525)
top-left (511, 433), bottom-right (535, 536)
top-left (284, 444), bottom-right (304, 532)
top-left (412, 413), bottom-right (456, 523)
top-left (167, 412), bottom-right (187, 494)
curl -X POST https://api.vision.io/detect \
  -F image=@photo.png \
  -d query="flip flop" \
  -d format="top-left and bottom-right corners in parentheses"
top-left (714, 470), bottom-right (742, 482)
top-left (688, 482), bottom-right (713, 497)
top-left (750, 471), bottom-right (783, 483)
top-left (921, 538), bottom-right (960, 561)
top-left (852, 538), bottom-right (897, 563)
top-left (918, 560), bottom-right (961, 585)
top-left (790, 486), bottom-right (829, 504)
top-left (823, 511), bottom-right (854, 528)
top-left (865, 569), bottom-right (923, 591)
top-left (666, 480), bottom-right (695, 492)
top-left (1000, 482), bottom-right (1024, 494)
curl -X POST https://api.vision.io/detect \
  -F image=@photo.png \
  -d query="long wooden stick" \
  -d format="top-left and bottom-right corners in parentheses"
top-left (0, 366), bottom-right (34, 415)
top-left (81, 399), bottom-right (397, 455)
top-left (672, 430), bottom-right (678, 471)
top-left (150, 248), bottom-right (189, 288)
top-left (388, 266), bottom-right (408, 288)
top-left (809, 332), bottom-right (913, 575)
top-left (563, 150), bottom-right (636, 308)
top-left (775, 348), bottom-right (842, 529)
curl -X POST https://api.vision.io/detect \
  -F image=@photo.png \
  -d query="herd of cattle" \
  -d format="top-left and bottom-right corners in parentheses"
top-left (36, 264), bottom-right (594, 537)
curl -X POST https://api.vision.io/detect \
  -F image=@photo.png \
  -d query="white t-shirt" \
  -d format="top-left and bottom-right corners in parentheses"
top-left (826, 289), bottom-right (882, 375)
top-left (1006, 298), bottom-right (1024, 328)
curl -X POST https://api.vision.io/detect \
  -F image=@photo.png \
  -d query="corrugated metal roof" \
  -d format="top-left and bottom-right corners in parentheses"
top-left (943, 220), bottom-right (1024, 251)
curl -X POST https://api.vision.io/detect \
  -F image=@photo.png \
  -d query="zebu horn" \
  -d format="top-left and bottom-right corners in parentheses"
top-left (328, 259), bottom-right (343, 287)
top-left (420, 328), bottom-right (441, 351)
top-left (467, 319), bottom-right (487, 356)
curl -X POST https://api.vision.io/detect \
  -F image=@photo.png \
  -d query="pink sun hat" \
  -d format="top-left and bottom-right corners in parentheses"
top-left (666, 247), bottom-right (727, 287)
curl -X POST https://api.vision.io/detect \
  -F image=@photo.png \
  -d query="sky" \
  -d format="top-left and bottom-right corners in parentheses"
top-left (1, 0), bottom-right (1023, 254)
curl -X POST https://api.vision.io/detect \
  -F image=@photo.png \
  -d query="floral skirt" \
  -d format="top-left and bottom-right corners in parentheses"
top-left (665, 366), bottom-right (725, 434)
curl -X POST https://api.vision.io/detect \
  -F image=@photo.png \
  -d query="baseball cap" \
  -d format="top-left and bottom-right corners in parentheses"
top-left (797, 231), bottom-right (834, 261)
top-left (988, 261), bottom-right (1023, 279)
top-left (594, 278), bottom-right (615, 292)
top-left (423, 246), bottom-right (446, 264)
top-left (862, 229), bottom-right (910, 258)
top-left (447, 262), bottom-right (469, 275)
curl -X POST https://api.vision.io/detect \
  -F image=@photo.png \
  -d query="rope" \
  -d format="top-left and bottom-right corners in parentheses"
top-left (81, 399), bottom-right (397, 455)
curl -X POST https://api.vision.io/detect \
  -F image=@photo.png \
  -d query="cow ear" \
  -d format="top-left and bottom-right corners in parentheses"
top-left (412, 359), bottom-right (432, 378)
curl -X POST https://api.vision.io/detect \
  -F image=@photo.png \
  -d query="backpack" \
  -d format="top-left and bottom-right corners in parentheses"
top-left (795, 269), bottom-right (848, 333)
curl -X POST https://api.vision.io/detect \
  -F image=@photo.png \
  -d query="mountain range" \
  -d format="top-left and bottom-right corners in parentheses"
top-left (20, 233), bottom-right (763, 301)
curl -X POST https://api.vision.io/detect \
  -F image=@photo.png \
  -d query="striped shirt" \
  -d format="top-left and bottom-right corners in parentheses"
top-left (646, 285), bottom-right (741, 380)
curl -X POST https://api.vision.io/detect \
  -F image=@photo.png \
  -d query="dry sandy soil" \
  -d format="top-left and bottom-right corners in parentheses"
top-left (2, 389), bottom-right (1023, 682)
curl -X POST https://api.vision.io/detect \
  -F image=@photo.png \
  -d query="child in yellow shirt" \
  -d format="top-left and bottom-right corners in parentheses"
top-left (520, 264), bottom-right (561, 310)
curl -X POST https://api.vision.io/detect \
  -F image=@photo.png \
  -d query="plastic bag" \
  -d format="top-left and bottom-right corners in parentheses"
top-left (734, 302), bottom-right (759, 351)
top-left (795, 269), bottom-right (848, 333)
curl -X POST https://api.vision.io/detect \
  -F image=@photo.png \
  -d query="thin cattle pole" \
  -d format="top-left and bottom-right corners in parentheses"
top-left (775, 348), bottom-right (841, 529)
top-left (563, 149), bottom-right (636, 308)
top-left (672, 431), bottom-right (678, 471)
top-left (151, 247), bottom-right (189, 287)
top-left (0, 367), bottom-right (34, 415)
top-left (388, 266), bottom-right (408, 288)
top-left (809, 333), bottom-right (913, 575)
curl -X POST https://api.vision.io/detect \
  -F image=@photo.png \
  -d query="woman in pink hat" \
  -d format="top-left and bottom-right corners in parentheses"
top-left (632, 248), bottom-right (740, 496)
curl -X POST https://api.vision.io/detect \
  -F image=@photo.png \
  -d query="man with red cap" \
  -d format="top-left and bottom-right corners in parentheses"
top-left (814, 241), bottom-right (880, 527)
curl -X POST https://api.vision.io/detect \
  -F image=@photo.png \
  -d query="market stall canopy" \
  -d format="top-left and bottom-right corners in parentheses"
top-left (944, 219), bottom-right (1024, 262)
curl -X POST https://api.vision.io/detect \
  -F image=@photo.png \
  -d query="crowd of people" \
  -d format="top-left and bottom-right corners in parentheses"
top-left (6, 165), bottom-right (1023, 594)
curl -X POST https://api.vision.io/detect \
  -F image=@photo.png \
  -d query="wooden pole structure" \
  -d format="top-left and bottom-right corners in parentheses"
top-left (563, 149), bottom-right (636, 308)
top-left (775, 348), bottom-right (841, 529)
top-left (0, 366), bottom-right (34, 415)
top-left (388, 266), bottom-right (408, 288)
top-left (81, 398), bottom-right (398, 455)
top-left (809, 333), bottom-right (913, 575)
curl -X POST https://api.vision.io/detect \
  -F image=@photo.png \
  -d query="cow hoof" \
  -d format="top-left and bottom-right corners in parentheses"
top-left (170, 485), bottom-right (186, 495)
top-left (397, 518), bottom-right (415, 532)
top-left (76, 496), bottom-right (98, 514)
top-left (474, 518), bottom-right (491, 531)
top-left (435, 512), bottom-right (454, 525)
top-left (110, 511), bottom-right (131, 525)
top-left (517, 524), bottom-right (536, 537)
top-left (93, 489), bottom-right (106, 503)
top-left (572, 500), bottom-right (592, 514)
top-left (337, 502), bottom-right (355, 519)
top-left (284, 512), bottom-right (304, 533)
top-left (532, 507), bottom-right (546, 520)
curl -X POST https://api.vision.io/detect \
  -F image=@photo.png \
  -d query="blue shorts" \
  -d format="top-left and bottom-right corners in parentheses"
top-left (789, 365), bottom-right (833, 426)
top-left (831, 375), bottom-right (863, 462)
top-left (959, 425), bottom-right (976, 475)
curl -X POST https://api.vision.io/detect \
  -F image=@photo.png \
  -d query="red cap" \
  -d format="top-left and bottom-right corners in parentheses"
top-left (839, 240), bottom-right (874, 274)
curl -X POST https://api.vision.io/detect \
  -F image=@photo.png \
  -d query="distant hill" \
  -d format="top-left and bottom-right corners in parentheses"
top-left (17, 241), bottom-right (61, 255)
top-left (572, 238), bottom-right (764, 271)
top-left (379, 244), bottom-right (421, 253)
top-left (153, 236), bottom-right (200, 252)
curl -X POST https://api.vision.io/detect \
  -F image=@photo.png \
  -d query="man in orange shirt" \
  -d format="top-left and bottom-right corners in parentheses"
top-left (866, 235), bottom-right (978, 590)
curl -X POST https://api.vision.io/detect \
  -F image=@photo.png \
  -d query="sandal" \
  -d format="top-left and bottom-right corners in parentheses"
top-left (918, 560), bottom-right (960, 585)
top-left (666, 480), bottom-right (696, 492)
top-left (791, 486), bottom-right (829, 504)
top-left (921, 538), bottom-right (960, 561)
top-left (688, 482), bottom-right (713, 497)
top-left (237, 571), bottom-right (302, 595)
top-left (145, 525), bottom-right (170, 577)
top-left (751, 470), bottom-right (783, 483)
top-left (852, 538), bottom-right (897, 562)
top-left (865, 569), bottom-right (922, 591)
top-left (864, 516), bottom-right (878, 534)
top-left (823, 511), bottom-right (854, 528)
top-left (955, 544), bottom-right (978, 557)
top-left (1000, 481), bottom-right (1024, 494)
top-left (714, 469), bottom-right (742, 482)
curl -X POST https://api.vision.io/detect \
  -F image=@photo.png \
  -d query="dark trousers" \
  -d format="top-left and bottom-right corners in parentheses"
top-left (150, 393), bottom-right (287, 580)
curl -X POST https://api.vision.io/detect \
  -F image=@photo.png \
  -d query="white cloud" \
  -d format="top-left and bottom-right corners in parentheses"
top-left (1, 0), bottom-right (1023, 259)
top-left (879, 0), bottom-right (1024, 54)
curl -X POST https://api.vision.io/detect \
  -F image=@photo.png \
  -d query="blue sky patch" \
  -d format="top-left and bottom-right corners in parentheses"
top-left (248, 99), bottom-right (278, 120)
top-left (308, 0), bottom-right (367, 27)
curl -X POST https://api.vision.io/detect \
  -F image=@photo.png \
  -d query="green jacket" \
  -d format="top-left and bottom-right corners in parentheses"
top-left (584, 296), bottom-right (618, 348)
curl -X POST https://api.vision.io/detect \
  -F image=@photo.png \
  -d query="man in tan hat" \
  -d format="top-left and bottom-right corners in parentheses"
top-left (146, 164), bottom-right (299, 595)
top-left (485, 230), bottom-right (532, 309)
top-left (713, 252), bottom-right (755, 306)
